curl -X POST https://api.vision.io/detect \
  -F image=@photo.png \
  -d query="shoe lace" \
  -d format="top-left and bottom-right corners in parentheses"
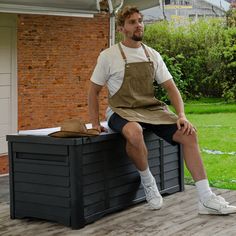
top-left (215, 195), bottom-right (229, 205)
top-left (143, 182), bottom-right (159, 201)
top-left (209, 195), bottom-right (229, 208)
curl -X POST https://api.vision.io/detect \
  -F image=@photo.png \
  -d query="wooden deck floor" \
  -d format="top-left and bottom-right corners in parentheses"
top-left (1, 175), bottom-right (236, 236)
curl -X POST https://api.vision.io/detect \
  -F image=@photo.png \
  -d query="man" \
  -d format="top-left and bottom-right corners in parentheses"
top-left (88, 6), bottom-right (236, 214)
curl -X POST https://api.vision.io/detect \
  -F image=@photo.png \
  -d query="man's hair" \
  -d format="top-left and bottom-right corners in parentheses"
top-left (116, 6), bottom-right (143, 27)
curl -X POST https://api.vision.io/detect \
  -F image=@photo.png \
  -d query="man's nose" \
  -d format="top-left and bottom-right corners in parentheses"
top-left (136, 21), bottom-right (143, 28)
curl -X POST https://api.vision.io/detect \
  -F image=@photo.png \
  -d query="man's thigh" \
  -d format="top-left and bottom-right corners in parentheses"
top-left (108, 113), bottom-right (178, 145)
top-left (141, 123), bottom-right (178, 145)
top-left (108, 113), bottom-right (129, 133)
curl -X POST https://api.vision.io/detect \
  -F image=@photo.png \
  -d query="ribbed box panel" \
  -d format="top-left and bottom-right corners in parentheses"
top-left (7, 131), bottom-right (184, 229)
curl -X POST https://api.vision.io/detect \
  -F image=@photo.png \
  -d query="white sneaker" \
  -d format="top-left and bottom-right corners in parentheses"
top-left (198, 194), bottom-right (236, 215)
top-left (142, 178), bottom-right (163, 210)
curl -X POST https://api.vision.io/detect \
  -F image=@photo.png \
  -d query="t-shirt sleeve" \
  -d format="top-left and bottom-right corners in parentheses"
top-left (155, 52), bottom-right (173, 84)
top-left (90, 52), bottom-right (109, 86)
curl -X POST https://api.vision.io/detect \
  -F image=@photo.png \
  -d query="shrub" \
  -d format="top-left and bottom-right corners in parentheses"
top-left (226, 8), bottom-right (236, 27)
top-left (143, 18), bottom-right (236, 101)
top-left (154, 54), bottom-right (186, 103)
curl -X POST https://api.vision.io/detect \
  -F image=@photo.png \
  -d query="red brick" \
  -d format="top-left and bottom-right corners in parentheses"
top-left (17, 13), bottom-right (110, 130)
top-left (3, 14), bottom-right (110, 174)
top-left (0, 155), bottom-right (9, 175)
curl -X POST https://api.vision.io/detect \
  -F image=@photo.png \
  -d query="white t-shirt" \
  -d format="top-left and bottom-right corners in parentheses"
top-left (91, 43), bottom-right (173, 120)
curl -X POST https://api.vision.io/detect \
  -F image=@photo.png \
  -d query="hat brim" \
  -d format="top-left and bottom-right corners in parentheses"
top-left (49, 129), bottom-right (99, 138)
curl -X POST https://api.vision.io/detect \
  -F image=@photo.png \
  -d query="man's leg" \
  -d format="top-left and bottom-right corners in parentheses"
top-left (122, 122), bottom-right (163, 210)
top-left (143, 123), bottom-right (209, 190)
top-left (122, 122), bottom-right (148, 170)
top-left (173, 128), bottom-right (236, 215)
top-left (172, 129), bottom-right (213, 200)
top-left (172, 129), bottom-right (207, 182)
top-left (108, 114), bottom-right (163, 210)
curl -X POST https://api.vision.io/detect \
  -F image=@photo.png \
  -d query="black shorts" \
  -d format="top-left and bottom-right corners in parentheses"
top-left (108, 113), bottom-right (178, 145)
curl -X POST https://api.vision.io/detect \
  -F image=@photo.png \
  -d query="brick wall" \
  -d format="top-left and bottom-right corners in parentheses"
top-left (0, 155), bottom-right (9, 174)
top-left (17, 13), bottom-right (110, 130)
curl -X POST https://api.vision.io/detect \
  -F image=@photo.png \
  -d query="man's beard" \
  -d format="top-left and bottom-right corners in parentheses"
top-left (131, 33), bottom-right (143, 41)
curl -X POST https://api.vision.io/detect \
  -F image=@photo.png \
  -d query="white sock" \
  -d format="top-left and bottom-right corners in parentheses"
top-left (195, 179), bottom-right (213, 202)
top-left (138, 167), bottom-right (154, 185)
top-left (138, 167), bottom-right (156, 186)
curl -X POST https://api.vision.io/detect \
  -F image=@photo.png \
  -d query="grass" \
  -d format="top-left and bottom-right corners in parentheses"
top-left (169, 98), bottom-right (236, 114)
top-left (181, 99), bottom-right (236, 190)
top-left (185, 113), bottom-right (236, 190)
top-left (184, 101), bottom-right (236, 114)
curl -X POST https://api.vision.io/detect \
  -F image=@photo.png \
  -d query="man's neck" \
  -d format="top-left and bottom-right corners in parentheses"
top-left (121, 39), bottom-right (142, 48)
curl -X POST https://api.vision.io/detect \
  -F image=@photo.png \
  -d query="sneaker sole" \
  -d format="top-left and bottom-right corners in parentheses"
top-left (198, 212), bottom-right (230, 216)
top-left (198, 209), bottom-right (229, 215)
top-left (148, 198), bottom-right (163, 210)
top-left (148, 204), bottom-right (162, 210)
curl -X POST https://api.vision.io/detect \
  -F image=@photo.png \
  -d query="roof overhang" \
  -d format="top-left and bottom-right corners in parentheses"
top-left (0, 0), bottom-right (99, 17)
top-left (0, 0), bottom-right (160, 17)
top-left (112, 0), bottom-right (160, 11)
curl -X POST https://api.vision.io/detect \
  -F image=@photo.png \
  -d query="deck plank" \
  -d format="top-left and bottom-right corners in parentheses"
top-left (0, 176), bottom-right (236, 236)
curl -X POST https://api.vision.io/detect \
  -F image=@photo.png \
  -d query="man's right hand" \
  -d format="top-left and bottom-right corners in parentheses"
top-left (93, 124), bottom-right (108, 133)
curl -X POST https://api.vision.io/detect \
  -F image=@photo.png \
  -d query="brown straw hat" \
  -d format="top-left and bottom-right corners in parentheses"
top-left (48, 119), bottom-right (100, 138)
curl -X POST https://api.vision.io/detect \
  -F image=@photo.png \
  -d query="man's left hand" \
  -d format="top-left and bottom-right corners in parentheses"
top-left (177, 117), bottom-right (196, 135)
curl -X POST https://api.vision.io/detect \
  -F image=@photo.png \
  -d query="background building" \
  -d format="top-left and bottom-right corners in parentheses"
top-left (143, 0), bottom-right (231, 22)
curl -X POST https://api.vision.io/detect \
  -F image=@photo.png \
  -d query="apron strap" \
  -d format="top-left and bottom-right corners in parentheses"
top-left (118, 43), bottom-right (128, 64)
top-left (118, 43), bottom-right (151, 64)
top-left (141, 43), bottom-right (151, 62)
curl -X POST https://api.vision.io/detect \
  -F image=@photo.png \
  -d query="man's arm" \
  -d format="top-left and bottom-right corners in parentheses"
top-left (88, 81), bottom-right (105, 132)
top-left (161, 79), bottom-right (195, 135)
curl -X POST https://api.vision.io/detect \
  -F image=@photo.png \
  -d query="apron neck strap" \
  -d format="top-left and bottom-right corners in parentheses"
top-left (118, 43), bottom-right (151, 64)
top-left (141, 43), bottom-right (151, 62)
top-left (118, 43), bottom-right (128, 64)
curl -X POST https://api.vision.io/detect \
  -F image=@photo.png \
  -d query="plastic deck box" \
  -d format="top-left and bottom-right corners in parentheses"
top-left (7, 130), bottom-right (184, 229)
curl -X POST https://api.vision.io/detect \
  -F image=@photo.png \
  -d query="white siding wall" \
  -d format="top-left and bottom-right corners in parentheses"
top-left (0, 14), bottom-right (16, 155)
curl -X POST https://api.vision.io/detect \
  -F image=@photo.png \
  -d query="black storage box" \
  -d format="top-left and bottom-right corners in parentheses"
top-left (7, 130), bottom-right (184, 229)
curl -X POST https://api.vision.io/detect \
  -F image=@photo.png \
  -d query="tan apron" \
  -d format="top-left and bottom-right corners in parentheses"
top-left (108, 43), bottom-right (177, 125)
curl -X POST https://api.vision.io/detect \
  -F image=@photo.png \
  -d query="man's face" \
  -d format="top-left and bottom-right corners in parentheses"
top-left (120, 12), bottom-right (144, 41)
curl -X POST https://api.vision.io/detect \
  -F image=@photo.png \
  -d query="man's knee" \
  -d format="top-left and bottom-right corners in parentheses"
top-left (122, 122), bottom-right (144, 146)
top-left (173, 129), bottom-right (198, 145)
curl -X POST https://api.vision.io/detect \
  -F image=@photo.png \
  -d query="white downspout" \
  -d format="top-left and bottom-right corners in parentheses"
top-left (107, 0), bottom-right (124, 47)
top-left (109, 15), bottom-right (115, 46)
top-left (96, 0), bottom-right (101, 11)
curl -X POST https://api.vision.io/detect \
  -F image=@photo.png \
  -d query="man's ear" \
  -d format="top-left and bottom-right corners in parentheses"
top-left (116, 25), bottom-right (123, 33)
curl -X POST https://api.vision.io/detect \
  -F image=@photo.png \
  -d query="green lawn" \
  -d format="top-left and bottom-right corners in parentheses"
top-left (183, 98), bottom-right (236, 114)
top-left (184, 102), bottom-right (236, 114)
top-left (183, 111), bottom-right (236, 190)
